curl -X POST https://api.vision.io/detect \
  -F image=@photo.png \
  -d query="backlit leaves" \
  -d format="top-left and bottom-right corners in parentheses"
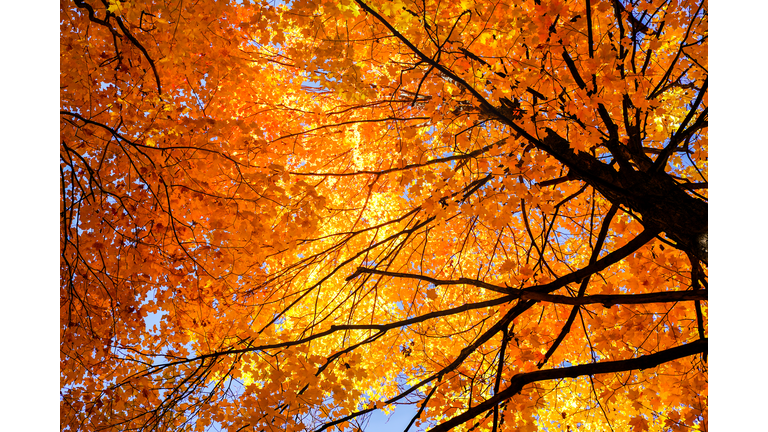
top-left (61, 0), bottom-right (706, 431)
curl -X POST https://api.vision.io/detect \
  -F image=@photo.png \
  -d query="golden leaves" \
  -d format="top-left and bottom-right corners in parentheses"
top-left (61, 0), bottom-right (707, 430)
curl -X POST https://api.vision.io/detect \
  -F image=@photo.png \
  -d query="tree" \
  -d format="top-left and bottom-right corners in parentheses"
top-left (60, 0), bottom-right (707, 431)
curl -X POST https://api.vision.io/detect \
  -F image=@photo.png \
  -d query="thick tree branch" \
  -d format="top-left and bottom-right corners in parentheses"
top-left (524, 289), bottom-right (707, 306)
top-left (428, 339), bottom-right (707, 432)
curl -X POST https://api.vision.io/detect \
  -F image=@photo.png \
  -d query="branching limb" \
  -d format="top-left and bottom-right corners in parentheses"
top-left (538, 204), bottom-right (617, 368)
top-left (428, 339), bottom-right (707, 432)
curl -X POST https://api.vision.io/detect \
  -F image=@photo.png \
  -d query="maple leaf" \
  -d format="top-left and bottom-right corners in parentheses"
top-left (629, 415), bottom-right (650, 431)
top-left (106, 0), bottom-right (123, 14)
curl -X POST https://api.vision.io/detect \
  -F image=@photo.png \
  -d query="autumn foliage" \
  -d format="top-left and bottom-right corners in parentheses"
top-left (60, 0), bottom-right (707, 431)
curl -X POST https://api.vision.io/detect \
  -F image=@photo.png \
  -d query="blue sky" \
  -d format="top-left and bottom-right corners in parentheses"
top-left (363, 404), bottom-right (421, 432)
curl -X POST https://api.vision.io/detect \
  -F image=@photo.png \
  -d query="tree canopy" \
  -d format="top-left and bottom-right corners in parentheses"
top-left (60, 0), bottom-right (708, 431)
